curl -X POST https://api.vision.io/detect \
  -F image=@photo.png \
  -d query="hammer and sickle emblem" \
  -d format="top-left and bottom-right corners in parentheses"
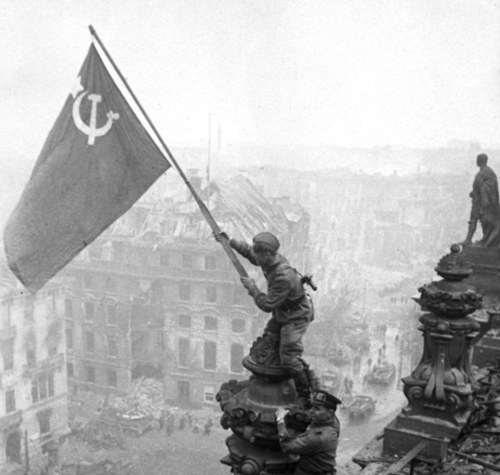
top-left (72, 91), bottom-right (120, 145)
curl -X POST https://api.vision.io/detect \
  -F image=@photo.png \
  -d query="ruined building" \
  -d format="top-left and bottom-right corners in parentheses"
top-left (0, 272), bottom-right (68, 473)
top-left (59, 172), bottom-right (311, 407)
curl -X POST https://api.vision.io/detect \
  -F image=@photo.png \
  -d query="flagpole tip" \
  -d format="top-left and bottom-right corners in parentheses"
top-left (88, 25), bottom-right (96, 35)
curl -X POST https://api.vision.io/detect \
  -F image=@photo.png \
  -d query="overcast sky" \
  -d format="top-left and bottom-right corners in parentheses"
top-left (1, 0), bottom-right (500, 219)
top-left (3, 0), bottom-right (500, 155)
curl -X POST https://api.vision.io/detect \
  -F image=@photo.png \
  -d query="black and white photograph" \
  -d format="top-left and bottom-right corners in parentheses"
top-left (2, 1), bottom-right (500, 474)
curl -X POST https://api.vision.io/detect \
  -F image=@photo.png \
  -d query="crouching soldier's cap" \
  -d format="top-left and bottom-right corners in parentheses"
top-left (312, 390), bottom-right (342, 409)
top-left (253, 232), bottom-right (280, 252)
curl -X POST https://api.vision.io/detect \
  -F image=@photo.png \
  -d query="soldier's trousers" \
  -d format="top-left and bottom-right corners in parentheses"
top-left (279, 319), bottom-right (310, 374)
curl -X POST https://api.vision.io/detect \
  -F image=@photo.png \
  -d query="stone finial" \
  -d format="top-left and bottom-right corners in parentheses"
top-left (435, 244), bottom-right (472, 281)
top-left (418, 244), bottom-right (482, 318)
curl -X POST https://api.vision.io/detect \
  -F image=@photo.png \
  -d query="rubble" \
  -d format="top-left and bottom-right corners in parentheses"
top-left (409, 360), bottom-right (500, 474)
top-left (106, 377), bottom-right (167, 422)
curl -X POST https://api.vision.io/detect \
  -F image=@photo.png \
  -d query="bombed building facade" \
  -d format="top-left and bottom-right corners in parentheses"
top-left (59, 172), bottom-right (311, 407)
top-left (0, 277), bottom-right (68, 473)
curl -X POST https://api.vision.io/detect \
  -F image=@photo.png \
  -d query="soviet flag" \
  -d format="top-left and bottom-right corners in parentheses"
top-left (4, 43), bottom-right (170, 292)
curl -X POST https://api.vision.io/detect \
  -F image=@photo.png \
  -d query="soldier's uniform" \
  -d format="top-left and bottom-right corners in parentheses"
top-left (229, 232), bottom-right (314, 376)
top-left (277, 390), bottom-right (341, 475)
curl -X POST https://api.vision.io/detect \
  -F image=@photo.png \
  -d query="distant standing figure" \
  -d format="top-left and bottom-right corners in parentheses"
top-left (165, 413), bottom-right (175, 437)
top-left (203, 418), bottom-right (213, 436)
top-left (463, 153), bottom-right (500, 247)
top-left (179, 413), bottom-right (187, 430)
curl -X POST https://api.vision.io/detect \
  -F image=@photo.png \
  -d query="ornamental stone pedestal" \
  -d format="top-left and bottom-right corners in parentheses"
top-left (461, 245), bottom-right (500, 364)
top-left (217, 334), bottom-right (313, 475)
top-left (383, 244), bottom-right (483, 461)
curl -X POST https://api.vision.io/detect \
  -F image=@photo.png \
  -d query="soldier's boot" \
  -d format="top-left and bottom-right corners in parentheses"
top-left (462, 219), bottom-right (477, 246)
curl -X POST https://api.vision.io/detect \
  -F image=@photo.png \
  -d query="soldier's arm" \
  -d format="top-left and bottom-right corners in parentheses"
top-left (279, 429), bottom-right (332, 455)
top-left (229, 239), bottom-right (259, 266)
top-left (247, 272), bottom-right (292, 312)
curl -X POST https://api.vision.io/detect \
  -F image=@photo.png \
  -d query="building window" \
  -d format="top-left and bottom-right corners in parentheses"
top-left (107, 370), bottom-right (118, 387)
top-left (160, 253), bottom-right (169, 267)
top-left (48, 290), bottom-right (57, 316)
top-left (26, 349), bottom-right (36, 368)
top-left (65, 329), bottom-right (73, 350)
top-left (84, 275), bottom-right (93, 289)
top-left (67, 362), bottom-right (74, 378)
top-left (178, 338), bottom-right (190, 367)
top-left (48, 373), bottom-right (54, 397)
top-left (65, 299), bottom-right (73, 319)
top-left (48, 343), bottom-right (57, 357)
top-left (107, 337), bottom-right (118, 358)
top-left (39, 375), bottom-right (48, 400)
top-left (86, 366), bottom-right (96, 384)
top-left (204, 316), bottom-right (218, 331)
top-left (85, 302), bottom-right (94, 321)
top-left (107, 304), bottom-right (117, 325)
top-left (5, 390), bottom-right (15, 413)
top-left (178, 314), bottom-right (191, 328)
top-left (179, 283), bottom-right (191, 301)
top-left (203, 386), bottom-right (215, 403)
top-left (31, 381), bottom-right (38, 403)
top-left (182, 254), bottom-right (192, 268)
top-left (86, 332), bottom-right (95, 353)
top-left (3, 343), bottom-right (13, 371)
top-left (38, 410), bottom-right (51, 435)
top-left (231, 344), bottom-right (244, 373)
top-left (204, 255), bottom-right (217, 270)
top-left (231, 319), bottom-right (246, 333)
top-left (204, 341), bottom-right (217, 370)
top-left (206, 286), bottom-right (217, 303)
top-left (31, 373), bottom-right (55, 403)
top-left (24, 300), bottom-right (34, 321)
top-left (106, 277), bottom-right (117, 292)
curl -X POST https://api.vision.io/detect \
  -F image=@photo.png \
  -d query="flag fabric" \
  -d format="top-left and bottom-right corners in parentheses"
top-left (4, 44), bottom-right (170, 292)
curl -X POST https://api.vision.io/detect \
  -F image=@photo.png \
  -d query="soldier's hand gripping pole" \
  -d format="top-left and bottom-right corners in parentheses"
top-left (210, 228), bottom-right (248, 278)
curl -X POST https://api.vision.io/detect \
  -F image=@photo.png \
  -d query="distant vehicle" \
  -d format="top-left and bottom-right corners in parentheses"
top-left (366, 362), bottom-right (396, 385)
top-left (99, 409), bottom-right (154, 437)
top-left (343, 327), bottom-right (370, 352)
top-left (326, 344), bottom-right (351, 366)
top-left (346, 395), bottom-right (376, 419)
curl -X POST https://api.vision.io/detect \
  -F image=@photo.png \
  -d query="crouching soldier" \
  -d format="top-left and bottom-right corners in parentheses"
top-left (276, 390), bottom-right (341, 475)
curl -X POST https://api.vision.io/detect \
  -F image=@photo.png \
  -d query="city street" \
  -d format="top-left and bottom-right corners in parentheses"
top-left (327, 321), bottom-right (415, 465)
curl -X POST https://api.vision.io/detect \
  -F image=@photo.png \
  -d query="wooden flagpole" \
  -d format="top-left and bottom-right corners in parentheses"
top-left (88, 25), bottom-right (248, 278)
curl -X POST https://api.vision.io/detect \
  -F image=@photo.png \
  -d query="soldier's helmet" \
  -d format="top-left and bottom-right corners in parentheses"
top-left (253, 232), bottom-right (280, 252)
top-left (311, 390), bottom-right (342, 410)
